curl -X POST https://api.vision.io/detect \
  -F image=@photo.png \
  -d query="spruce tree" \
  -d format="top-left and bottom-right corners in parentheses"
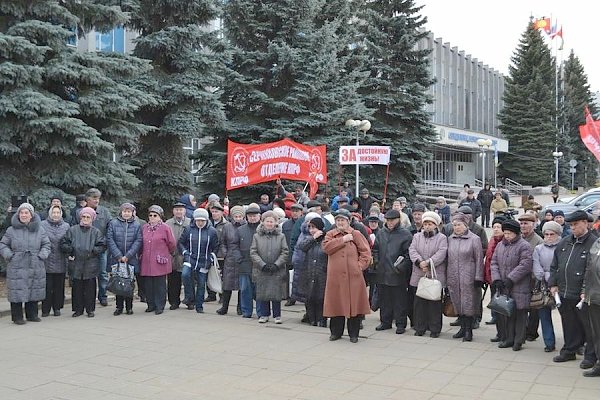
top-left (561, 51), bottom-right (597, 188)
top-left (200, 0), bottom-right (370, 201)
top-left (127, 0), bottom-right (228, 209)
top-left (0, 0), bottom-right (153, 208)
top-left (359, 0), bottom-right (436, 199)
top-left (498, 21), bottom-right (556, 186)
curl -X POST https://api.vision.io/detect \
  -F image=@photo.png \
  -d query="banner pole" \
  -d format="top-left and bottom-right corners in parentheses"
top-left (383, 163), bottom-right (390, 207)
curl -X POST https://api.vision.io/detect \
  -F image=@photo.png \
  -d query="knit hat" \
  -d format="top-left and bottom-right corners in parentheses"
top-left (80, 207), bottom-right (97, 221)
top-left (305, 212), bottom-right (320, 223)
top-left (50, 194), bottom-right (63, 202)
top-left (397, 196), bottom-right (407, 203)
top-left (85, 188), bottom-right (102, 198)
top-left (229, 205), bottom-right (245, 218)
top-left (17, 203), bottom-right (35, 216)
top-left (334, 209), bottom-right (352, 221)
top-left (148, 205), bottom-right (164, 217)
top-left (491, 216), bottom-right (507, 227)
top-left (502, 219), bottom-right (521, 234)
top-left (261, 210), bottom-right (277, 221)
top-left (553, 210), bottom-right (565, 218)
top-left (193, 208), bottom-right (209, 220)
top-left (542, 221), bottom-right (563, 236)
top-left (208, 194), bottom-right (220, 203)
top-left (457, 205), bottom-right (473, 214)
top-left (451, 212), bottom-right (469, 227)
top-left (412, 203), bottom-right (427, 213)
top-left (422, 211), bottom-right (442, 226)
top-left (308, 217), bottom-right (325, 231)
top-left (273, 207), bottom-right (286, 220)
top-left (120, 203), bottom-right (136, 212)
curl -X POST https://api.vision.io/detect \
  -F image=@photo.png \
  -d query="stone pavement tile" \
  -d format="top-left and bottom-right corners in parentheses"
top-left (330, 368), bottom-right (377, 383)
top-left (387, 388), bottom-right (434, 400)
top-left (300, 365), bottom-right (340, 378)
top-left (259, 382), bottom-right (306, 398)
top-left (365, 365), bottom-right (420, 386)
top-left (497, 370), bottom-right (540, 383)
top-left (52, 386), bottom-right (121, 400)
top-left (480, 388), bottom-right (525, 400)
top-left (429, 394), bottom-right (470, 400)
top-left (282, 373), bottom-right (327, 387)
top-left (471, 357), bottom-right (512, 370)
top-left (117, 370), bottom-right (159, 383)
top-left (146, 389), bottom-right (202, 400)
top-left (574, 376), bottom-right (600, 390)
top-left (460, 365), bottom-right (501, 378)
top-left (0, 372), bottom-right (54, 391)
top-left (438, 383), bottom-right (484, 399)
top-left (488, 379), bottom-right (532, 393)
top-left (451, 373), bottom-right (497, 388)
top-left (346, 382), bottom-right (397, 398)
top-left (19, 382), bottom-right (80, 400)
top-left (230, 376), bottom-right (271, 392)
top-left (505, 362), bottom-right (548, 374)
top-left (534, 372), bottom-right (579, 387)
top-left (246, 368), bottom-right (294, 384)
top-left (528, 383), bottom-right (572, 398)
top-left (54, 372), bottom-right (107, 387)
top-left (568, 388), bottom-right (600, 400)
top-left (522, 395), bottom-right (555, 400)
top-left (314, 377), bottom-right (361, 394)
top-left (294, 387), bottom-right (347, 400)
top-left (391, 357), bottom-right (431, 369)
top-left (215, 363), bottom-right (262, 377)
top-left (426, 361), bottom-right (468, 374)
top-left (402, 370), bottom-right (455, 392)
top-left (540, 365), bottom-right (586, 377)
top-left (102, 380), bottom-right (165, 398)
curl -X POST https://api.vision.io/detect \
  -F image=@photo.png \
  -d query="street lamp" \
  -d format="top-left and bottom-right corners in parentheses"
top-left (345, 119), bottom-right (371, 197)
top-left (476, 138), bottom-right (493, 189)
top-left (552, 151), bottom-right (563, 184)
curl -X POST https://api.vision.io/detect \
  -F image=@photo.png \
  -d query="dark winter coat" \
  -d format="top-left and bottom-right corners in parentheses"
top-left (443, 221), bottom-right (488, 251)
top-left (106, 216), bottom-right (143, 273)
top-left (75, 205), bottom-right (111, 236)
top-left (250, 224), bottom-right (289, 301)
top-left (459, 197), bottom-right (483, 221)
top-left (408, 230), bottom-right (448, 287)
top-left (372, 224), bottom-right (413, 286)
top-left (296, 233), bottom-right (327, 302)
top-left (357, 196), bottom-right (376, 219)
top-left (477, 189), bottom-right (494, 209)
top-left (165, 217), bottom-right (191, 272)
top-left (179, 222), bottom-right (218, 271)
top-left (0, 214), bottom-right (51, 302)
top-left (213, 218), bottom-right (230, 259)
top-left (549, 230), bottom-right (597, 300)
top-left (140, 223), bottom-right (177, 277)
top-left (435, 205), bottom-right (451, 225)
top-left (446, 229), bottom-right (483, 316)
top-left (220, 221), bottom-right (242, 291)
top-left (238, 222), bottom-right (260, 275)
top-left (40, 218), bottom-right (70, 274)
top-left (322, 227), bottom-right (371, 317)
top-left (584, 239), bottom-right (600, 305)
top-left (179, 194), bottom-right (197, 220)
top-left (291, 222), bottom-right (312, 302)
top-left (491, 235), bottom-right (534, 310)
top-left (60, 224), bottom-right (105, 280)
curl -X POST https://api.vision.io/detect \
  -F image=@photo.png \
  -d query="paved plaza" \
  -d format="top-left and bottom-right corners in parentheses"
top-left (1, 295), bottom-right (599, 400)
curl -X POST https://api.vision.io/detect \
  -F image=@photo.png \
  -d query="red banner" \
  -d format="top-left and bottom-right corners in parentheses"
top-left (579, 106), bottom-right (600, 162)
top-left (226, 139), bottom-right (327, 198)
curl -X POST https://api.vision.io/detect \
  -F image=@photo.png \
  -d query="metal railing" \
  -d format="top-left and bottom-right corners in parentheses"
top-left (505, 178), bottom-right (523, 195)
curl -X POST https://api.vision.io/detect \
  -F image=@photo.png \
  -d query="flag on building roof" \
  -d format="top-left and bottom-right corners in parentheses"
top-left (534, 17), bottom-right (551, 33)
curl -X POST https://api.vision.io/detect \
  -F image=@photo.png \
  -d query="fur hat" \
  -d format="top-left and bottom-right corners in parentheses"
top-left (229, 205), bottom-right (245, 218)
top-left (120, 203), bottom-right (136, 212)
top-left (502, 220), bottom-right (521, 234)
top-left (305, 212), bottom-right (320, 223)
top-left (542, 221), bottom-right (563, 236)
top-left (273, 207), bottom-right (286, 220)
top-left (422, 211), bottom-right (442, 226)
top-left (308, 217), bottom-right (325, 231)
top-left (261, 210), bottom-right (277, 221)
top-left (208, 194), bottom-right (220, 203)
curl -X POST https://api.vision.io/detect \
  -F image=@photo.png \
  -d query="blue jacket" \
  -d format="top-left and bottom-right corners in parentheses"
top-left (106, 216), bottom-right (143, 271)
top-left (179, 194), bottom-right (196, 220)
top-left (179, 223), bottom-right (219, 270)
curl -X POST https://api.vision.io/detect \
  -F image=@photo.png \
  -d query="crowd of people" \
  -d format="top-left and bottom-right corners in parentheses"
top-left (1, 184), bottom-right (600, 377)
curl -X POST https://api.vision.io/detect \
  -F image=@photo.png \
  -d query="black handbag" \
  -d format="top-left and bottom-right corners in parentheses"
top-left (107, 262), bottom-right (135, 298)
top-left (487, 292), bottom-right (516, 317)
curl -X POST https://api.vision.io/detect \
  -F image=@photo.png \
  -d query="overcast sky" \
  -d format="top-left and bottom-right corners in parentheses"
top-left (418, 0), bottom-right (600, 95)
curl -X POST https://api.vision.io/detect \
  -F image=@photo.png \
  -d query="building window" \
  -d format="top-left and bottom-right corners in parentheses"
top-left (66, 25), bottom-right (77, 47)
top-left (95, 27), bottom-right (125, 53)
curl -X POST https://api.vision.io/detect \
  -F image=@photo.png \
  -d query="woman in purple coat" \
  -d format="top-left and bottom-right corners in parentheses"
top-left (491, 220), bottom-right (533, 351)
top-left (409, 211), bottom-right (448, 338)
top-left (140, 205), bottom-right (177, 315)
top-left (446, 213), bottom-right (483, 342)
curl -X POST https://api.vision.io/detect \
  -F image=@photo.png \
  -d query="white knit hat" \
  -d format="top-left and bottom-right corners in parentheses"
top-left (422, 211), bottom-right (442, 226)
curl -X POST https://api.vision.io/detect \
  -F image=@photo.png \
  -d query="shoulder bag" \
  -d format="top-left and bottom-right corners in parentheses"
top-left (207, 252), bottom-right (223, 294)
top-left (416, 259), bottom-right (442, 301)
top-left (107, 262), bottom-right (135, 298)
top-left (487, 291), bottom-right (516, 317)
top-left (442, 288), bottom-right (458, 317)
top-left (529, 279), bottom-right (556, 309)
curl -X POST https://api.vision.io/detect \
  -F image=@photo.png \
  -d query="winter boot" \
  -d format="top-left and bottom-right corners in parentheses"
top-left (463, 316), bottom-right (473, 342)
top-left (452, 316), bottom-right (466, 339)
top-left (216, 290), bottom-right (232, 315)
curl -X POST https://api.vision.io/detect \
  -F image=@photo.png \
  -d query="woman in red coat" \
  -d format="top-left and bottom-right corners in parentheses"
top-left (322, 209), bottom-right (371, 343)
top-left (140, 205), bottom-right (177, 315)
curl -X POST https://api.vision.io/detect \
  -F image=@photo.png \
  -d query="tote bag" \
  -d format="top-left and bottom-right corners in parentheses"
top-left (415, 259), bottom-right (442, 301)
top-left (207, 252), bottom-right (223, 294)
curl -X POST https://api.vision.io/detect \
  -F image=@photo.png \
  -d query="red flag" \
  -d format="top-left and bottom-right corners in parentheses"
top-left (579, 106), bottom-right (600, 162)
top-left (534, 17), bottom-right (551, 33)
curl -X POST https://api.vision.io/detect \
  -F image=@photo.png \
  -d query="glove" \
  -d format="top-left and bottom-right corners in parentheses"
top-left (504, 278), bottom-right (514, 291)
top-left (492, 280), bottom-right (504, 291)
top-left (261, 264), bottom-right (271, 273)
top-left (474, 280), bottom-right (484, 288)
top-left (182, 262), bottom-right (191, 269)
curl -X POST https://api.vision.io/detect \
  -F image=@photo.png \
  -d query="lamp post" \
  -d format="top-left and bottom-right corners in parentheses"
top-left (552, 151), bottom-right (563, 184)
top-left (476, 138), bottom-right (492, 189)
top-left (345, 119), bottom-right (371, 197)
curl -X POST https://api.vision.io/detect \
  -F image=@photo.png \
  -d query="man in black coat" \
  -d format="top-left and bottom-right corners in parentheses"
top-left (477, 184), bottom-right (494, 228)
top-left (459, 189), bottom-right (483, 224)
top-left (372, 210), bottom-right (413, 334)
top-left (549, 210), bottom-right (598, 368)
